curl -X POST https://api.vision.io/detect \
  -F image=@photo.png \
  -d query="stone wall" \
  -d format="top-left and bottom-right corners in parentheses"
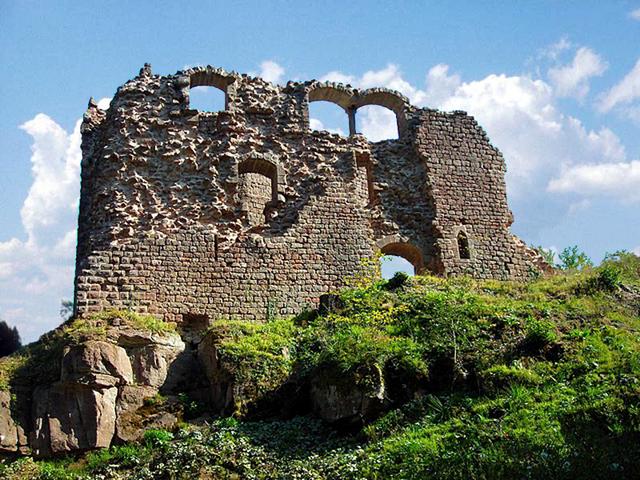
top-left (74, 63), bottom-right (542, 326)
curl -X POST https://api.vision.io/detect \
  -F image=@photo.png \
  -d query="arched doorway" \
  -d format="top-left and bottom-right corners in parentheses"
top-left (379, 241), bottom-right (424, 278)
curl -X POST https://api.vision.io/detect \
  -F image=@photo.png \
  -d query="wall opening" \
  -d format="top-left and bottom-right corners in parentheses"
top-left (238, 172), bottom-right (273, 226)
top-left (380, 242), bottom-right (424, 276)
top-left (308, 100), bottom-right (349, 136)
top-left (237, 158), bottom-right (279, 226)
top-left (381, 255), bottom-right (415, 279)
top-left (189, 85), bottom-right (226, 112)
top-left (357, 105), bottom-right (399, 141)
top-left (457, 231), bottom-right (471, 260)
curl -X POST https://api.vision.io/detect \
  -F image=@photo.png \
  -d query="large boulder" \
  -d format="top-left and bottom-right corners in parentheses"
top-left (61, 340), bottom-right (133, 387)
top-left (31, 383), bottom-right (118, 456)
top-left (0, 322), bottom-right (187, 456)
top-left (116, 328), bottom-right (185, 390)
top-left (197, 329), bottom-right (294, 417)
top-left (197, 332), bottom-right (236, 414)
top-left (0, 390), bottom-right (28, 453)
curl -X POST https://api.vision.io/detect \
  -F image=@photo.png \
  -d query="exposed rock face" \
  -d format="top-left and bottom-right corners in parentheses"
top-left (0, 390), bottom-right (28, 453)
top-left (117, 329), bottom-right (185, 389)
top-left (114, 385), bottom-right (177, 443)
top-left (32, 384), bottom-right (118, 455)
top-left (197, 333), bottom-right (234, 415)
top-left (61, 340), bottom-right (133, 387)
top-left (74, 64), bottom-right (545, 330)
top-left (0, 321), bottom-right (185, 456)
top-left (197, 329), bottom-right (293, 417)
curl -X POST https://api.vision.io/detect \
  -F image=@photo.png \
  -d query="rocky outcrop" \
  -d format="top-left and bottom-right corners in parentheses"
top-left (115, 385), bottom-right (177, 443)
top-left (32, 383), bottom-right (118, 456)
top-left (0, 390), bottom-right (28, 453)
top-left (197, 328), bottom-right (294, 417)
top-left (0, 319), bottom-right (185, 456)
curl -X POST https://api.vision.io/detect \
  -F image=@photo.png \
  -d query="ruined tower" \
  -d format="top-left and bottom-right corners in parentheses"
top-left (74, 64), bottom-right (542, 326)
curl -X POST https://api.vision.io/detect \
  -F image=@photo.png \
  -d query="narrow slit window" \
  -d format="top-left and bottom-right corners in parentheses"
top-left (457, 231), bottom-right (471, 260)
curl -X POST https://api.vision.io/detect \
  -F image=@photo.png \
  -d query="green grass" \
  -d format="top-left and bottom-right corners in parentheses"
top-left (0, 310), bottom-right (177, 392)
top-left (89, 309), bottom-right (177, 334)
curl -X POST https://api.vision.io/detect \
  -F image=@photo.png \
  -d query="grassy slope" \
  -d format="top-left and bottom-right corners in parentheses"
top-left (2, 252), bottom-right (640, 480)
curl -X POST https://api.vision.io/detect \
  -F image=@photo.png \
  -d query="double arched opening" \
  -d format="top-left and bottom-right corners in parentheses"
top-left (307, 86), bottom-right (407, 141)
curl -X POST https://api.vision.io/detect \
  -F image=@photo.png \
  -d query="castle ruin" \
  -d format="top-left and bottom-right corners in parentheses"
top-left (74, 64), bottom-right (542, 327)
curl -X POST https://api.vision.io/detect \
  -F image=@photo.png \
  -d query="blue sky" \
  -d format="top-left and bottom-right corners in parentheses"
top-left (1, 1), bottom-right (640, 342)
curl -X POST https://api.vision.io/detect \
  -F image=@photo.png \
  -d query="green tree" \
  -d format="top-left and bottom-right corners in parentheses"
top-left (533, 245), bottom-right (555, 265)
top-left (557, 245), bottom-right (593, 271)
top-left (0, 320), bottom-right (21, 357)
top-left (60, 299), bottom-right (74, 321)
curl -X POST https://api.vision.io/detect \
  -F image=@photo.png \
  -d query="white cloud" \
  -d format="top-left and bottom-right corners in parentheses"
top-left (547, 47), bottom-right (607, 99)
top-left (424, 64), bottom-right (461, 106)
top-left (319, 64), bottom-right (425, 141)
top-left (548, 160), bottom-right (640, 202)
top-left (431, 72), bottom-right (626, 196)
top-left (0, 101), bottom-right (108, 342)
top-left (633, 246), bottom-right (640, 256)
top-left (357, 106), bottom-right (398, 141)
top-left (567, 199), bottom-right (592, 215)
top-left (259, 60), bottom-right (285, 84)
top-left (19, 114), bottom-right (82, 244)
top-left (309, 117), bottom-right (346, 136)
top-left (598, 58), bottom-right (640, 112)
top-left (541, 36), bottom-right (573, 61)
top-left (630, 8), bottom-right (640, 20)
top-left (320, 71), bottom-right (357, 85)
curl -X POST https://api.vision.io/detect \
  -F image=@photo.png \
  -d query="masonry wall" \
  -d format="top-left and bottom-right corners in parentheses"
top-left (74, 64), bottom-right (541, 326)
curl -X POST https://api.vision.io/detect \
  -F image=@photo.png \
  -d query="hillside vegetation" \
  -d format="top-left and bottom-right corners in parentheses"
top-left (1, 251), bottom-right (640, 479)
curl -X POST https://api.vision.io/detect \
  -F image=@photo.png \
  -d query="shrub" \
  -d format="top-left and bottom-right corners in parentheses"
top-left (600, 250), bottom-right (640, 285)
top-left (522, 317), bottom-right (557, 352)
top-left (85, 444), bottom-right (148, 472)
top-left (533, 245), bottom-right (556, 265)
top-left (480, 363), bottom-right (542, 393)
top-left (143, 428), bottom-right (174, 447)
top-left (557, 245), bottom-right (593, 271)
top-left (384, 271), bottom-right (410, 291)
top-left (578, 264), bottom-right (622, 294)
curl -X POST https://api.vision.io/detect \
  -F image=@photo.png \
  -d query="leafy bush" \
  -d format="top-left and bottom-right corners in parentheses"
top-left (384, 271), bottom-right (410, 290)
top-left (557, 245), bottom-right (593, 271)
top-left (143, 428), bottom-right (174, 447)
top-left (523, 316), bottom-right (557, 351)
top-left (85, 444), bottom-right (148, 472)
top-left (533, 245), bottom-right (556, 265)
